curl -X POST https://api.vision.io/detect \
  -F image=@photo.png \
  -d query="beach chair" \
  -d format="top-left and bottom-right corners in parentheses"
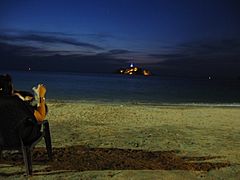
top-left (0, 96), bottom-right (52, 176)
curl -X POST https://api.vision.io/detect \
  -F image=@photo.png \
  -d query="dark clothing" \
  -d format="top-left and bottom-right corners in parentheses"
top-left (0, 74), bottom-right (13, 96)
top-left (0, 96), bottom-right (41, 147)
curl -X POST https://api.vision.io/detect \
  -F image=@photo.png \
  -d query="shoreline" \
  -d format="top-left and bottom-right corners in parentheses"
top-left (47, 98), bottom-right (240, 108)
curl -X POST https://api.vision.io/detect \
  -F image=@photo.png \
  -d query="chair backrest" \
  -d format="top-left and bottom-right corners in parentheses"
top-left (0, 96), bottom-right (39, 148)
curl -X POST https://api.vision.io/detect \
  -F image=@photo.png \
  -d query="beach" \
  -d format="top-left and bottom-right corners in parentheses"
top-left (1, 0), bottom-right (240, 178)
top-left (1, 101), bottom-right (240, 179)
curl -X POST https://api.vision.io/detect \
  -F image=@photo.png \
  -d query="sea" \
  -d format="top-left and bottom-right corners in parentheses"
top-left (1, 70), bottom-right (240, 106)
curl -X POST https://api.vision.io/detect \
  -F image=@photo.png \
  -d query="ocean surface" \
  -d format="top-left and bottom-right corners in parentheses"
top-left (2, 71), bottom-right (240, 105)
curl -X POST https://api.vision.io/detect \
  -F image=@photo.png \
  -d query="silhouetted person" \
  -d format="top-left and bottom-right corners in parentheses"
top-left (0, 74), bottom-right (47, 123)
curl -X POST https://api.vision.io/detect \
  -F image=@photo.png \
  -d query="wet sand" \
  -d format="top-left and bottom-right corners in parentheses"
top-left (1, 101), bottom-right (240, 179)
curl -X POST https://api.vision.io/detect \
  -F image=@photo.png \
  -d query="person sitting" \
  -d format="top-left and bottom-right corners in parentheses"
top-left (0, 74), bottom-right (47, 123)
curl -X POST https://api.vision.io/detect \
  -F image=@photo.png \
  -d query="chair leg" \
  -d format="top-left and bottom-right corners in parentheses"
top-left (22, 145), bottom-right (32, 175)
top-left (43, 121), bottom-right (52, 160)
top-left (0, 148), bottom-right (2, 160)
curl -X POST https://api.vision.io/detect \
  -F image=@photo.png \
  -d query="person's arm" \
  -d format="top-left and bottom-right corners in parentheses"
top-left (34, 84), bottom-right (47, 123)
top-left (13, 90), bottom-right (34, 101)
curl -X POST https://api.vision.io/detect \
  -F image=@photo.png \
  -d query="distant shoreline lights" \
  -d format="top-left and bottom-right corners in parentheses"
top-left (118, 63), bottom-right (151, 76)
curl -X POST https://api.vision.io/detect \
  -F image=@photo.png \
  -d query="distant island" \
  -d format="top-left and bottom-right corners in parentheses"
top-left (117, 64), bottom-right (152, 76)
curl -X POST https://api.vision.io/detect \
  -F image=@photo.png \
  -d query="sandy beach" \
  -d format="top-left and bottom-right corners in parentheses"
top-left (1, 101), bottom-right (240, 179)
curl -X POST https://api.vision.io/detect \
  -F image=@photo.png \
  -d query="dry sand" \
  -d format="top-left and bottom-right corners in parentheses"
top-left (1, 101), bottom-right (240, 179)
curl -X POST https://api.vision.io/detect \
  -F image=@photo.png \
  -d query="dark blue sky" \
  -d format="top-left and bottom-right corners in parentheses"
top-left (1, 0), bottom-right (240, 77)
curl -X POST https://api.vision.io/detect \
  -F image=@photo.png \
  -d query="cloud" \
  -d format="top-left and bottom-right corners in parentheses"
top-left (108, 49), bottom-right (132, 55)
top-left (149, 38), bottom-right (240, 62)
top-left (2, 28), bottom-right (240, 77)
top-left (149, 53), bottom-right (186, 59)
top-left (0, 28), bottom-right (118, 47)
top-left (146, 39), bottom-right (240, 77)
top-left (96, 49), bottom-right (133, 59)
top-left (0, 31), bottom-right (103, 50)
top-left (0, 41), bottom-right (129, 73)
top-left (78, 33), bottom-right (118, 43)
top-left (0, 42), bottom-right (39, 56)
top-left (0, 28), bottom-right (75, 36)
top-left (0, 42), bottom-right (79, 56)
top-left (179, 39), bottom-right (240, 56)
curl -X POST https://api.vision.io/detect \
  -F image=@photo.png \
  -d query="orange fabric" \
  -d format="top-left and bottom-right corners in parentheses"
top-left (33, 84), bottom-right (47, 123)
top-left (34, 99), bottom-right (46, 122)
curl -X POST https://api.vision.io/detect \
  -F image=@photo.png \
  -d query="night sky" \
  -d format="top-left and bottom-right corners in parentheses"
top-left (1, 0), bottom-right (240, 78)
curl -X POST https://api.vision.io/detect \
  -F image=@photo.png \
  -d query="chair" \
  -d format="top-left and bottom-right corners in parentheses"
top-left (0, 96), bottom-right (52, 175)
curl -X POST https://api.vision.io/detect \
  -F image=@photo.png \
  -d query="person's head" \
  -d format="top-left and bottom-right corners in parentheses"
top-left (0, 74), bottom-right (13, 96)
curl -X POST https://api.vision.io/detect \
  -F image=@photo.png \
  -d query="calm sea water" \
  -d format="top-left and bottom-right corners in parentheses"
top-left (2, 71), bottom-right (240, 105)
